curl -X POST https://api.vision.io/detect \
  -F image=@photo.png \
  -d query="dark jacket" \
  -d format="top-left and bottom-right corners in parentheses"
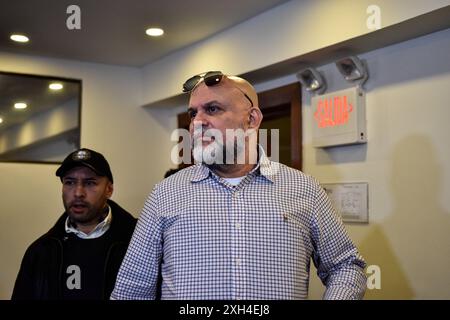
top-left (11, 200), bottom-right (137, 300)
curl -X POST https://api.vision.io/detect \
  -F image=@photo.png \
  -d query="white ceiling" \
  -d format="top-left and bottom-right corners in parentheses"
top-left (0, 0), bottom-right (290, 67)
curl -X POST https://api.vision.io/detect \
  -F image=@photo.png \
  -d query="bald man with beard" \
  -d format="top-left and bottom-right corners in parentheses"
top-left (111, 71), bottom-right (367, 300)
top-left (188, 73), bottom-right (263, 176)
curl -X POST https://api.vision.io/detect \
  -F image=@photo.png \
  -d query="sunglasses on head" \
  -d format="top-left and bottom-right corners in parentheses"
top-left (182, 70), bottom-right (253, 107)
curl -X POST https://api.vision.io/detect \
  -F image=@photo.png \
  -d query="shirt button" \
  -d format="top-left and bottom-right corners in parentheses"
top-left (235, 223), bottom-right (241, 229)
top-left (236, 258), bottom-right (241, 266)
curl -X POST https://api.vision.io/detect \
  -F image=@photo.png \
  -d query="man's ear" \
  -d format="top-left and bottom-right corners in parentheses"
top-left (106, 182), bottom-right (114, 199)
top-left (248, 107), bottom-right (263, 129)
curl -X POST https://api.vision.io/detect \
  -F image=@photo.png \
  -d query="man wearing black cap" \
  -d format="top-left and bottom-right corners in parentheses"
top-left (12, 148), bottom-right (137, 300)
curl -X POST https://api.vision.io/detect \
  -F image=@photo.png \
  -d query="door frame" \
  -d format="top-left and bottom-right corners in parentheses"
top-left (258, 82), bottom-right (302, 170)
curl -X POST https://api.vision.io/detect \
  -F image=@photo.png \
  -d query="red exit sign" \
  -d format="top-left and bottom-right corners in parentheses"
top-left (311, 88), bottom-right (366, 148)
top-left (314, 95), bottom-right (353, 128)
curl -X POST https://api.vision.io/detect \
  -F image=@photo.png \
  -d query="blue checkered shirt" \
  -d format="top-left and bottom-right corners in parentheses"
top-left (111, 152), bottom-right (366, 300)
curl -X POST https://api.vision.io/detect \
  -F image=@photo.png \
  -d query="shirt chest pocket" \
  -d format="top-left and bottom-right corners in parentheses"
top-left (279, 210), bottom-right (313, 253)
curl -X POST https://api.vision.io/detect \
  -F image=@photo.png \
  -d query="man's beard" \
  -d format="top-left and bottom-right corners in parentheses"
top-left (192, 129), bottom-right (246, 166)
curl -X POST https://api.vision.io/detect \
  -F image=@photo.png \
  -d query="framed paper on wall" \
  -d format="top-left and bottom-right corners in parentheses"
top-left (322, 182), bottom-right (369, 223)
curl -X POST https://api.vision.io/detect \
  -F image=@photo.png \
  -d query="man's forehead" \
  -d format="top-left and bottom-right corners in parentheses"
top-left (189, 81), bottom-right (239, 106)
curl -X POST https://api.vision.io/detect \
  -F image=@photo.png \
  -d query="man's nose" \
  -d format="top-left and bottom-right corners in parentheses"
top-left (74, 183), bottom-right (86, 197)
top-left (192, 110), bottom-right (212, 126)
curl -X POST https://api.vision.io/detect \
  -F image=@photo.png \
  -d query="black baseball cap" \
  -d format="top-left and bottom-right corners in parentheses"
top-left (56, 148), bottom-right (113, 183)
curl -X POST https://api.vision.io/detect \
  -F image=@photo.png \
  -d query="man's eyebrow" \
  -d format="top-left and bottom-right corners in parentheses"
top-left (202, 100), bottom-right (222, 107)
top-left (188, 100), bottom-right (223, 109)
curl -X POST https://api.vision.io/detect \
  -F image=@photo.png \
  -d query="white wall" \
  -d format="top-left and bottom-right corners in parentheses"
top-left (0, 53), bottom-right (173, 299)
top-left (318, 29), bottom-right (450, 299)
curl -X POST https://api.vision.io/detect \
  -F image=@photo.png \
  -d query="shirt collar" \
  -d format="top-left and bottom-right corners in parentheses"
top-left (190, 145), bottom-right (278, 183)
top-left (65, 205), bottom-right (112, 239)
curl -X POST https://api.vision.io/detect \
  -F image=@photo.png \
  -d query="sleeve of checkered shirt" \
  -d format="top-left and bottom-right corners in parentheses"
top-left (310, 180), bottom-right (367, 300)
top-left (110, 186), bottom-right (162, 300)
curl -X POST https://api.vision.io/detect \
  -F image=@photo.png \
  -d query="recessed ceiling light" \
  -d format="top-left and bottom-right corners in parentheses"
top-left (0, 117), bottom-right (3, 124)
top-left (146, 28), bottom-right (164, 37)
top-left (10, 34), bottom-right (29, 43)
top-left (49, 83), bottom-right (64, 90)
top-left (14, 102), bottom-right (27, 109)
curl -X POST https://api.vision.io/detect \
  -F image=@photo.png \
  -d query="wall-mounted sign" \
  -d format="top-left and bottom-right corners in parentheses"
top-left (322, 182), bottom-right (369, 223)
top-left (312, 87), bottom-right (366, 147)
